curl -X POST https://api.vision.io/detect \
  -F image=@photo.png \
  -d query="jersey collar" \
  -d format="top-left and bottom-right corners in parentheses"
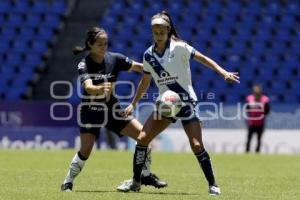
top-left (152, 39), bottom-right (171, 58)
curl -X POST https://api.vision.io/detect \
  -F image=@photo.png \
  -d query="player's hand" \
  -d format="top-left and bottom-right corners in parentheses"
top-left (97, 82), bottom-right (112, 96)
top-left (224, 72), bottom-right (240, 83)
top-left (100, 82), bottom-right (112, 92)
top-left (120, 103), bottom-right (134, 118)
top-left (92, 82), bottom-right (113, 100)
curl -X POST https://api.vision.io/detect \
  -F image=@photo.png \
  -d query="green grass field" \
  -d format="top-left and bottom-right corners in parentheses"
top-left (0, 150), bottom-right (299, 200)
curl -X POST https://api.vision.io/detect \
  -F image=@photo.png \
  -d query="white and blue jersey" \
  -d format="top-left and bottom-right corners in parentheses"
top-left (143, 39), bottom-right (201, 125)
top-left (143, 39), bottom-right (197, 103)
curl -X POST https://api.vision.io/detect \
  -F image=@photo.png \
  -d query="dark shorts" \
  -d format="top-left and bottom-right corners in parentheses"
top-left (160, 101), bottom-right (201, 126)
top-left (248, 125), bottom-right (264, 135)
top-left (78, 101), bottom-right (132, 137)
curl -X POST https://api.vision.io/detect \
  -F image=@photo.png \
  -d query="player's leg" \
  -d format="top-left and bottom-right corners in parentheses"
top-left (61, 105), bottom-right (101, 192)
top-left (109, 102), bottom-right (167, 188)
top-left (182, 120), bottom-right (220, 195)
top-left (117, 112), bottom-right (172, 192)
top-left (255, 126), bottom-right (264, 153)
top-left (61, 133), bottom-right (96, 191)
top-left (246, 126), bottom-right (254, 153)
top-left (118, 118), bottom-right (167, 188)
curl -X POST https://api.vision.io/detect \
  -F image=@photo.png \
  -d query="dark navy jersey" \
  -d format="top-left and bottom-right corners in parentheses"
top-left (77, 51), bottom-right (133, 102)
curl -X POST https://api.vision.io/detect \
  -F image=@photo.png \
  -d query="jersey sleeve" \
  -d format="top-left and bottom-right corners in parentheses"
top-left (77, 60), bottom-right (90, 85)
top-left (179, 42), bottom-right (196, 59)
top-left (142, 53), bottom-right (151, 74)
top-left (115, 53), bottom-right (133, 71)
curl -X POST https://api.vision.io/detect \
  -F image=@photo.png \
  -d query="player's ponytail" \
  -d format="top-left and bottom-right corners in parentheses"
top-left (72, 27), bottom-right (107, 55)
top-left (160, 11), bottom-right (180, 40)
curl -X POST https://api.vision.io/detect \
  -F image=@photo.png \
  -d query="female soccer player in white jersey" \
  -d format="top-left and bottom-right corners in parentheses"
top-left (61, 27), bottom-right (167, 192)
top-left (117, 11), bottom-right (240, 195)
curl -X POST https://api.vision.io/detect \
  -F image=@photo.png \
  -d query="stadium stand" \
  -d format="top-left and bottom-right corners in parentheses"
top-left (1, 0), bottom-right (299, 104)
top-left (99, 0), bottom-right (300, 104)
top-left (0, 0), bottom-right (73, 100)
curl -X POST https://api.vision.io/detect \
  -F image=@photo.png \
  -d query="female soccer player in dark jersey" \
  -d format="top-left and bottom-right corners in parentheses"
top-left (61, 27), bottom-right (167, 191)
top-left (117, 11), bottom-right (240, 195)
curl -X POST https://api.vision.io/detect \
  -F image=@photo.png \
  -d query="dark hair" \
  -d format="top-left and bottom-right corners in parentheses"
top-left (72, 27), bottom-right (107, 55)
top-left (152, 10), bottom-right (181, 41)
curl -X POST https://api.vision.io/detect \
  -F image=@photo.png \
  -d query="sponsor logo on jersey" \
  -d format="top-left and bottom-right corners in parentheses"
top-left (157, 71), bottom-right (179, 86)
top-left (160, 71), bottom-right (169, 78)
top-left (94, 73), bottom-right (114, 80)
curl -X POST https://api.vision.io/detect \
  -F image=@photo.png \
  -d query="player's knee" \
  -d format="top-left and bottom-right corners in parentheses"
top-left (190, 142), bottom-right (204, 153)
top-left (136, 131), bottom-right (150, 146)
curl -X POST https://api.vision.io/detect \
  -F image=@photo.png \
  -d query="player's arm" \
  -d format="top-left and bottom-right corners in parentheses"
top-left (82, 79), bottom-right (112, 96)
top-left (264, 102), bottom-right (270, 115)
top-left (193, 50), bottom-right (240, 83)
top-left (128, 61), bottom-right (143, 73)
top-left (131, 73), bottom-right (151, 106)
top-left (121, 73), bottom-right (151, 117)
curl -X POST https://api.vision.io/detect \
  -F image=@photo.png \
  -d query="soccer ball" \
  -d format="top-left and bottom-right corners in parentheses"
top-left (157, 90), bottom-right (182, 117)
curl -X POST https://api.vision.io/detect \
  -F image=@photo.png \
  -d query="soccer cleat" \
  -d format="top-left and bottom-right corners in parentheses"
top-left (209, 185), bottom-right (221, 195)
top-left (61, 182), bottom-right (73, 192)
top-left (141, 173), bottom-right (168, 188)
top-left (117, 179), bottom-right (141, 192)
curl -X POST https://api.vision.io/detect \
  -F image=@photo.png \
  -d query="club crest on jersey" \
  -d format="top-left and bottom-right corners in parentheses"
top-left (169, 52), bottom-right (175, 58)
top-left (78, 62), bottom-right (85, 69)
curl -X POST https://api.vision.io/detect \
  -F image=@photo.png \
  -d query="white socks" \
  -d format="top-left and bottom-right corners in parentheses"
top-left (63, 146), bottom-right (152, 184)
top-left (63, 152), bottom-right (86, 184)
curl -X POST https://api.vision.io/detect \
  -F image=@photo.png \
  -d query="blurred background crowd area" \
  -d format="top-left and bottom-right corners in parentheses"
top-left (0, 0), bottom-right (299, 105)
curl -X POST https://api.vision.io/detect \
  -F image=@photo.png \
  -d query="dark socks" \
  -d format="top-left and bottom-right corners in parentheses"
top-left (133, 145), bottom-right (148, 182)
top-left (195, 149), bottom-right (217, 186)
top-left (77, 151), bottom-right (88, 161)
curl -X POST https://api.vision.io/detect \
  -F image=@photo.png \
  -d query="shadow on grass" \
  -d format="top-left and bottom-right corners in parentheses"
top-left (75, 190), bottom-right (199, 196)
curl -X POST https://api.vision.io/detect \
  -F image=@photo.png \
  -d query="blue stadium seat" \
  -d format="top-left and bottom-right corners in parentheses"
top-left (4, 53), bottom-right (23, 67)
top-left (5, 88), bottom-right (26, 101)
top-left (0, 40), bottom-right (10, 54)
top-left (1, 27), bottom-right (17, 39)
top-left (25, 54), bottom-right (42, 67)
top-left (19, 27), bottom-right (36, 40)
top-left (0, 1), bottom-right (11, 14)
top-left (36, 27), bottom-right (54, 41)
top-left (276, 29), bottom-right (291, 40)
top-left (284, 94), bottom-right (299, 103)
top-left (280, 15), bottom-right (296, 28)
top-left (13, 0), bottom-right (31, 14)
top-left (271, 82), bottom-right (286, 91)
top-left (266, 2), bottom-right (280, 15)
top-left (31, 41), bottom-right (48, 54)
top-left (18, 65), bottom-right (35, 75)
top-left (32, 1), bottom-right (48, 14)
top-left (51, 0), bottom-right (67, 15)
top-left (44, 14), bottom-right (61, 28)
top-left (12, 39), bottom-right (29, 54)
top-left (5, 13), bottom-right (24, 27)
top-left (0, 66), bottom-right (15, 79)
top-left (287, 2), bottom-right (299, 14)
top-left (25, 13), bottom-right (42, 28)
